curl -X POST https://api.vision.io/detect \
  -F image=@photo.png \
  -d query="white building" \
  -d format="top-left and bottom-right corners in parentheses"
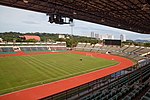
top-left (95, 33), bottom-right (99, 39)
top-left (120, 34), bottom-right (126, 42)
top-left (99, 34), bottom-right (114, 40)
top-left (58, 34), bottom-right (65, 39)
top-left (0, 38), bottom-right (3, 42)
top-left (91, 32), bottom-right (95, 38)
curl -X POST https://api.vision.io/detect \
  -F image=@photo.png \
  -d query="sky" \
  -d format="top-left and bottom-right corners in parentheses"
top-left (0, 5), bottom-right (149, 40)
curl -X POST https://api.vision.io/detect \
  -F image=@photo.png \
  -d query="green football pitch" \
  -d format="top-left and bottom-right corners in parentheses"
top-left (0, 53), bottom-right (118, 95)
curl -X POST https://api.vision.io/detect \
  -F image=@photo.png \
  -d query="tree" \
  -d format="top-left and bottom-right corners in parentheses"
top-left (143, 43), bottom-right (150, 47)
top-left (16, 38), bottom-right (22, 42)
top-left (25, 39), bottom-right (38, 42)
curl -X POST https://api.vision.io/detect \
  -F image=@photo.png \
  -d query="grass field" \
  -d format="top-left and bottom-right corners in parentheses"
top-left (0, 53), bottom-right (118, 95)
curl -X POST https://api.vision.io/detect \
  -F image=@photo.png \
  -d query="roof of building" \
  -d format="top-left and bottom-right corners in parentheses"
top-left (23, 35), bottom-right (40, 41)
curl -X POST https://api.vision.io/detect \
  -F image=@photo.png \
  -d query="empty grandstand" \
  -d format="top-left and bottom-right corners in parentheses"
top-left (83, 43), bottom-right (94, 52)
top-left (0, 0), bottom-right (150, 100)
top-left (0, 42), bottom-right (67, 53)
top-left (74, 43), bottom-right (86, 51)
top-left (75, 43), bottom-right (150, 62)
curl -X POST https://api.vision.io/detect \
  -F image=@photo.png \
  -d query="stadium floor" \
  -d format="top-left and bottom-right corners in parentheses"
top-left (0, 52), bottom-right (118, 95)
top-left (0, 51), bottom-right (134, 100)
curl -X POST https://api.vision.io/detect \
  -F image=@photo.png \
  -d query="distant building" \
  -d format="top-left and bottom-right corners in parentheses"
top-left (66, 36), bottom-right (70, 39)
top-left (99, 34), bottom-right (114, 40)
top-left (91, 32), bottom-right (95, 38)
top-left (0, 38), bottom-right (3, 42)
top-left (108, 34), bottom-right (114, 39)
top-left (59, 35), bottom-right (65, 39)
top-left (120, 34), bottom-right (126, 42)
top-left (20, 35), bottom-right (41, 41)
top-left (95, 33), bottom-right (99, 39)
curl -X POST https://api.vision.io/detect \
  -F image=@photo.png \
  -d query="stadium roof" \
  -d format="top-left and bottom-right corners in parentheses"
top-left (0, 0), bottom-right (150, 34)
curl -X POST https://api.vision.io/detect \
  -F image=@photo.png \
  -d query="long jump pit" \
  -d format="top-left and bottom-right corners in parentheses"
top-left (0, 51), bottom-right (134, 100)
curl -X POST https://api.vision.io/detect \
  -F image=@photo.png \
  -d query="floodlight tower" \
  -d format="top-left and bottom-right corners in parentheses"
top-left (69, 19), bottom-right (74, 36)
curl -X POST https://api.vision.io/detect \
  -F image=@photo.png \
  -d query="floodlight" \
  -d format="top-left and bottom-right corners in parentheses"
top-left (23, 0), bottom-right (28, 3)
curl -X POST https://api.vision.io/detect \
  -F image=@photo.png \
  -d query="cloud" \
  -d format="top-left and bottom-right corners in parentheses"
top-left (0, 5), bottom-right (149, 40)
top-left (136, 37), bottom-right (150, 41)
top-left (23, 21), bottom-right (40, 25)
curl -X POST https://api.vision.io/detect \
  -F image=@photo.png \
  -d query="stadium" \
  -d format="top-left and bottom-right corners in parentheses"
top-left (0, 0), bottom-right (150, 100)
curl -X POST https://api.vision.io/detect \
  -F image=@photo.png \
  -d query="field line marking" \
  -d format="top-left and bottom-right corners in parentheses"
top-left (0, 61), bottom-right (118, 94)
top-left (17, 57), bottom-right (50, 78)
top-left (23, 56), bottom-right (63, 77)
top-left (27, 55), bottom-right (71, 75)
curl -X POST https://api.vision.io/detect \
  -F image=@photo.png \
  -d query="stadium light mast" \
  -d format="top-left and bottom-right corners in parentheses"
top-left (70, 21), bottom-right (74, 36)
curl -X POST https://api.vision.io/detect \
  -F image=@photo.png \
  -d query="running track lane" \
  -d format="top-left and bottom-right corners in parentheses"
top-left (0, 51), bottom-right (134, 100)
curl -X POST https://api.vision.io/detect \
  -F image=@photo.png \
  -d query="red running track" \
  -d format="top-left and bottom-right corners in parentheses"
top-left (0, 51), bottom-right (134, 100)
